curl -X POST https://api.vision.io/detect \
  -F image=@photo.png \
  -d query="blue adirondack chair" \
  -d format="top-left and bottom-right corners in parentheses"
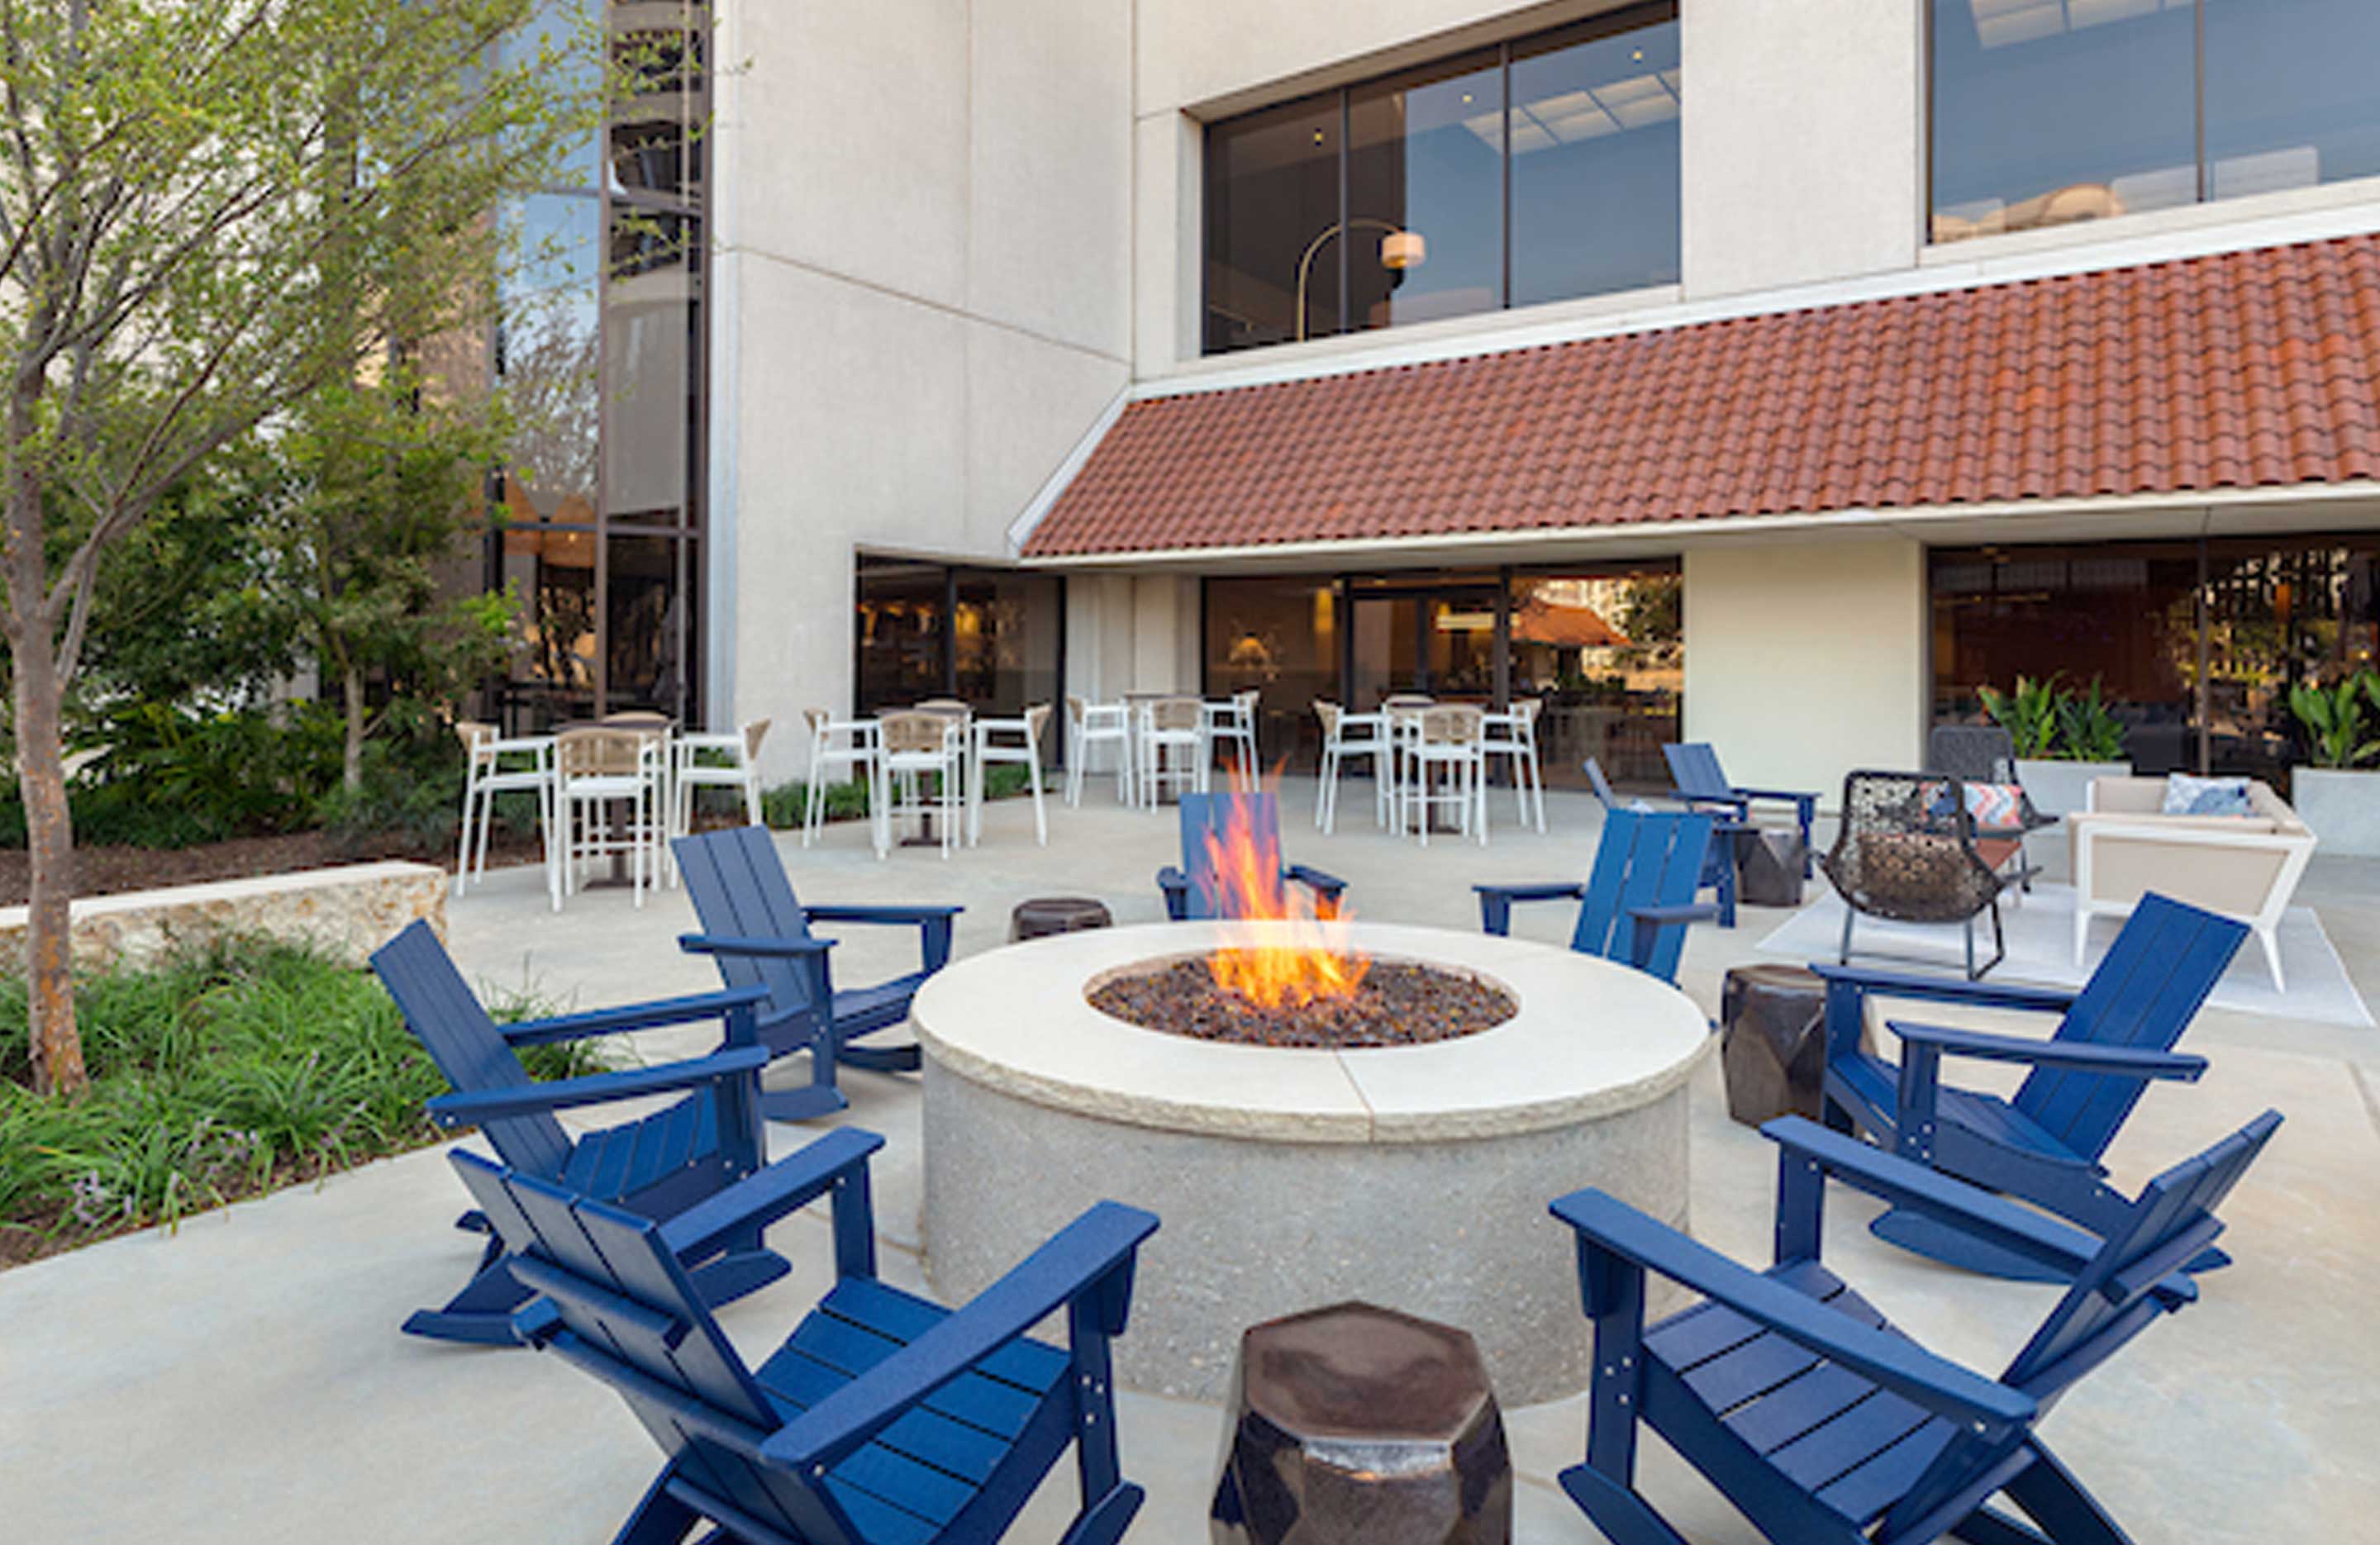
top-left (1664, 740), bottom-right (1816, 878)
top-left (373, 919), bottom-right (791, 1344)
top-left (1552, 1108), bottom-right (2281, 1545)
top-left (449, 1138), bottom-right (1159, 1545)
top-left (674, 825), bottom-right (961, 1120)
top-left (1157, 791), bottom-right (1348, 920)
top-left (1586, 756), bottom-right (1740, 927)
top-left (1816, 891), bottom-right (2249, 1279)
top-left (1474, 807), bottom-right (1717, 984)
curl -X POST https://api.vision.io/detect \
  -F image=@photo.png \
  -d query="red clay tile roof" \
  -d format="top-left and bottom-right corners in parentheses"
top-left (1024, 235), bottom-right (2380, 558)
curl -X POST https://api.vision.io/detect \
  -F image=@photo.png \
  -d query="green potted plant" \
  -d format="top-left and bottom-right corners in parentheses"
top-left (1980, 673), bottom-right (2130, 815)
top-left (2288, 670), bottom-right (2380, 854)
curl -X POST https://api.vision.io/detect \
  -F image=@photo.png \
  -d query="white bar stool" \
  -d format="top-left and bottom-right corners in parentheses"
top-left (453, 721), bottom-right (558, 907)
top-left (1064, 696), bottom-right (1135, 808)
top-left (969, 702), bottom-right (1051, 846)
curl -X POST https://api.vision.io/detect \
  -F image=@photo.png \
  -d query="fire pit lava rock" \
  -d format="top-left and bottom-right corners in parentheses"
top-left (912, 920), bottom-right (1712, 1403)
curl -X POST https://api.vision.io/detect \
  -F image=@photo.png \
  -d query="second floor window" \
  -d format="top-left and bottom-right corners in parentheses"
top-left (1203, 2), bottom-right (1680, 356)
top-left (1932, 0), bottom-right (2380, 245)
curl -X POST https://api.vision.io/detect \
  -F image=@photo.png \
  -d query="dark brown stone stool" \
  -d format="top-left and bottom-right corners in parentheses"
top-left (1718, 963), bottom-right (1831, 1126)
top-left (1008, 896), bottom-right (1112, 943)
top-left (1211, 1301), bottom-right (1511, 1545)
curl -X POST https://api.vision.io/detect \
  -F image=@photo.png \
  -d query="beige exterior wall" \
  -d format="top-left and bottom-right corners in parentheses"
top-left (1682, 537), bottom-right (1928, 802)
top-left (709, 0), bottom-right (1134, 778)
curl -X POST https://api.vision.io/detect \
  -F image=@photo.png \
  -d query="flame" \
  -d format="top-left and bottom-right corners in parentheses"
top-left (1201, 791), bottom-right (1370, 1011)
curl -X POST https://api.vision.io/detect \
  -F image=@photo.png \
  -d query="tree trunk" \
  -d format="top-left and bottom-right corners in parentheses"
top-left (341, 660), bottom-right (366, 792)
top-left (13, 617), bottom-right (83, 1095)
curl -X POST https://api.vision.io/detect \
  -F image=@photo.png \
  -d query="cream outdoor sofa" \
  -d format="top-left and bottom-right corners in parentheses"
top-left (2068, 776), bottom-right (2316, 990)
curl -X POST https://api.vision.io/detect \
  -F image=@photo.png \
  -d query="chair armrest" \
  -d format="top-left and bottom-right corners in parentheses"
top-left (1759, 1117), bottom-right (2101, 1281)
top-left (801, 904), bottom-right (964, 926)
top-left (1283, 863), bottom-right (1347, 901)
top-left (1628, 902), bottom-right (1719, 925)
top-left (1887, 1021), bottom-right (2207, 1081)
top-left (426, 1045), bottom-right (771, 1129)
top-left (1678, 792), bottom-right (1752, 815)
top-left (1551, 1186), bottom-right (2034, 1433)
top-left (1475, 882), bottom-right (1588, 902)
top-left (760, 1201), bottom-right (1160, 1471)
top-left (1806, 962), bottom-right (2078, 1015)
top-left (659, 1127), bottom-right (883, 1262)
top-left (677, 933), bottom-right (837, 960)
top-left (1735, 786), bottom-right (1817, 810)
top-left (501, 985), bottom-right (774, 1047)
top-left (1473, 882), bottom-right (1585, 937)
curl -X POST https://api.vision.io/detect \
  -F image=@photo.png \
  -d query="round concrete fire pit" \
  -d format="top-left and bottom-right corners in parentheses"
top-left (912, 920), bottom-right (1711, 1403)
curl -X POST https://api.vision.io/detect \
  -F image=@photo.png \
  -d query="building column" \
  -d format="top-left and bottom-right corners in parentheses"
top-left (1683, 536), bottom-right (1926, 801)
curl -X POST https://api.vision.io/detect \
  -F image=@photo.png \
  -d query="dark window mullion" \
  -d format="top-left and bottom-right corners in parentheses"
top-left (1501, 41), bottom-right (1513, 311)
top-left (1337, 89), bottom-right (1351, 338)
top-left (2195, 0), bottom-right (2207, 204)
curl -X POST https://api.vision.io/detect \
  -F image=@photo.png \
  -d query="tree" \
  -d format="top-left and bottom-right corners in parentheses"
top-left (256, 372), bottom-right (518, 794)
top-left (0, 1), bottom-right (597, 1093)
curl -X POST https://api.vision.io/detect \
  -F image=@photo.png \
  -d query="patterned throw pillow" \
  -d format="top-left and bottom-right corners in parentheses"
top-left (1963, 782), bottom-right (2026, 831)
top-left (2162, 772), bottom-right (2254, 817)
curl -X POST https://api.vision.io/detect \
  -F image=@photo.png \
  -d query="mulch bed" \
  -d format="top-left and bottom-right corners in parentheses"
top-left (0, 828), bottom-right (545, 908)
top-left (1088, 956), bottom-right (1517, 1049)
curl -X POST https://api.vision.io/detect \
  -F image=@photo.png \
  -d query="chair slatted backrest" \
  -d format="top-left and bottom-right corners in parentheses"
top-left (1663, 742), bottom-right (1731, 801)
top-left (1583, 757), bottom-right (1621, 811)
top-left (674, 826), bottom-right (817, 1015)
top-left (1573, 809), bottom-right (1713, 982)
top-left (1177, 792), bottom-right (1286, 920)
top-left (372, 922), bottom-right (574, 1180)
top-left (2017, 895), bottom-right (2249, 1163)
top-left (2000, 1109), bottom-right (2281, 1406)
top-left (448, 1153), bottom-right (859, 1545)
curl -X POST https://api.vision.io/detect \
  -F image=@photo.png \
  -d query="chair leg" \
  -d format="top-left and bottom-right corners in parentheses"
top-left (2258, 926), bottom-right (2285, 994)
top-left (1995, 1442), bottom-right (2132, 1545)
top-left (1029, 757), bottom-right (1047, 846)
top-left (1839, 904), bottom-right (1857, 964)
top-left (453, 777), bottom-right (477, 897)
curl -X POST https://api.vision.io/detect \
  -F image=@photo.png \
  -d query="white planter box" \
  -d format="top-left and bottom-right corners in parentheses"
top-left (2015, 759), bottom-right (2130, 818)
top-left (2290, 768), bottom-right (2380, 856)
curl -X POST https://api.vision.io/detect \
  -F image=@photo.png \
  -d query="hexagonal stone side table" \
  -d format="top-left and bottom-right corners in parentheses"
top-left (1211, 1302), bottom-right (1511, 1545)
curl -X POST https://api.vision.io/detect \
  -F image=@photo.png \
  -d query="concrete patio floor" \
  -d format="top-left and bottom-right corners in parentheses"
top-left (3, 779), bottom-right (2376, 1541)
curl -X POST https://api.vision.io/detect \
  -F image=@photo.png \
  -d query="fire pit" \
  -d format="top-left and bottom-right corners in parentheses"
top-left (1088, 954), bottom-right (1516, 1048)
top-left (912, 920), bottom-right (1711, 1403)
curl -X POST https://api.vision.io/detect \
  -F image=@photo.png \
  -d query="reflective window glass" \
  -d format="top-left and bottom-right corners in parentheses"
top-left (2204, 0), bottom-right (2380, 197)
top-left (1204, 93), bottom-right (1344, 352)
top-left (1509, 8), bottom-right (1682, 307)
top-left (1346, 51), bottom-right (1503, 333)
top-left (1930, 0), bottom-right (2198, 245)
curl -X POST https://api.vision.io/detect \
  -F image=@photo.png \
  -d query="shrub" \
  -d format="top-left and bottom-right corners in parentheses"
top-left (1978, 674), bottom-right (2062, 759)
top-left (2055, 677), bottom-right (2128, 763)
top-left (2290, 672), bottom-right (2380, 769)
top-left (0, 936), bottom-right (597, 1253)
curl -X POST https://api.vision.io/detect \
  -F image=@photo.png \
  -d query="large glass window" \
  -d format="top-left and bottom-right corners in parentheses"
top-left (1204, 577), bottom-right (1343, 769)
top-left (1510, 568), bottom-right (1682, 787)
top-left (1509, 15), bottom-right (1682, 307)
top-left (1202, 2), bottom-right (1679, 354)
top-left (1199, 561), bottom-right (1683, 784)
top-left (854, 558), bottom-right (1064, 724)
top-left (1930, 0), bottom-right (2380, 245)
top-left (484, 0), bottom-right (708, 728)
top-left (1931, 535), bottom-right (2380, 787)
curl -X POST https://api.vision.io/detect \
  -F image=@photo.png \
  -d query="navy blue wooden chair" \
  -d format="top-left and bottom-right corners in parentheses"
top-left (1664, 740), bottom-right (1816, 878)
top-left (1586, 756), bottom-right (1739, 928)
top-left (1475, 807), bottom-right (1717, 985)
top-left (450, 1139), bottom-right (1159, 1545)
top-left (674, 825), bottom-right (961, 1120)
top-left (1816, 891), bottom-right (2249, 1278)
top-left (1157, 792), bottom-right (1348, 920)
top-left (373, 920), bottom-right (788, 1344)
top-left (1552, 1108), bottom-right (2281, 1545)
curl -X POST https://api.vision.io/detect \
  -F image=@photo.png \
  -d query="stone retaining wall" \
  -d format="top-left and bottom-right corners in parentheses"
top-left (0, 860), bottom-right (446, 972)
